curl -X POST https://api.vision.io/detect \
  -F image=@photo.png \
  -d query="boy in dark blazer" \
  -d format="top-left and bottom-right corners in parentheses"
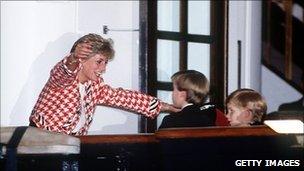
top-left (159, 70), bottom-right (218, 129)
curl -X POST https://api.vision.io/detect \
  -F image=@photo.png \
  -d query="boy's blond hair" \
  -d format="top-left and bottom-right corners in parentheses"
top-left (70, 33), bottom-right (115, 60)
top-left (172, 70), bottom-right (209, 105)
top-left (226, 89), bottom-right (267, 123)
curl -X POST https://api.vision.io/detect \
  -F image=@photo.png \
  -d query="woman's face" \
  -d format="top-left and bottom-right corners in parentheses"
top-left (78, 53), bottom-right (108, 83)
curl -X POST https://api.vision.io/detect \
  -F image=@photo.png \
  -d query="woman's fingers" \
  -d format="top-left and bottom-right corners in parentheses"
top-left (74, 43), bottom-right (93, 59)
top-left (160, 102), bottom-right (181, 113)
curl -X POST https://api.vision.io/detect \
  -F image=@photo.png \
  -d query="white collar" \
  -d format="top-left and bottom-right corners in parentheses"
top-left (182, 103), bottom-right (193, 109)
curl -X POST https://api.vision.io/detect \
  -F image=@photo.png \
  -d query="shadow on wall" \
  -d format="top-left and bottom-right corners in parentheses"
top-left (9, 32), bottom-right (80, 126)
top-left (86, 103), bottom-right (142, 135)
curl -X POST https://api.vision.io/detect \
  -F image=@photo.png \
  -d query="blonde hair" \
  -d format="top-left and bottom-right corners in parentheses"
top-left (172, 70), bottom-right (209, 105)
top-left (70, 33), bottom-right (115, 60)
top-left (226, 88), bottom-right (267, 123)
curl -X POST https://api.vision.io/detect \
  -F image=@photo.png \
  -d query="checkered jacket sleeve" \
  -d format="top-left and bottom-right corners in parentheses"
top-left (48, 57), bottom-right (80, 89)
top-left (96, 85), bottom-right (162, 119)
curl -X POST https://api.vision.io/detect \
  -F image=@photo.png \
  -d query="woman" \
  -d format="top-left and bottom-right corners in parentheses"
top-left (29, 33), bottom-right (178, 135)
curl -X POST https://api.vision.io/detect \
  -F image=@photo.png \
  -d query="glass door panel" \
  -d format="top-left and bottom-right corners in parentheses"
top-left (188, 0), bottom-right (210, 35)
top-left (156, 90), bottom-right (172, 128)
top-left (157, 0), bottom-right (180, 32)
top-left (187, 42), bottom-right (210, 80)
top-left (157, 39), bottom-right (180, 82)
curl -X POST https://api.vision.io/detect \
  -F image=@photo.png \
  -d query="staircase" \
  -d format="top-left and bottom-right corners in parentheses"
top-left (262, 0), bottom-right (304, 93)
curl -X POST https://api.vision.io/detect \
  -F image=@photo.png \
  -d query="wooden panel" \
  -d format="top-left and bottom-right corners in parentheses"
top-left (210, 0), bottom-right (227, 109)
top-left (284, 0), bottom-right (293, 79)
top-left (179, 0), bottom-right (187, 71)
top-left (77, 126), bottom-right (301, 171)
top-left (78, 134), bottom-right (157, 144)
top-left (156, 126), bottom-right (278, 139)
top-left (79, 126), bottom-right (280, 144)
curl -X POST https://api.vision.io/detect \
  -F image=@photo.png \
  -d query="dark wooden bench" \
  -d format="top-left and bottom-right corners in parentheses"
top-left (79, 134), bottom-right (159, 171)
top-left (79, 126), bottom-right (303, 171)
top-left (157, 126), bottom-right (303, 170)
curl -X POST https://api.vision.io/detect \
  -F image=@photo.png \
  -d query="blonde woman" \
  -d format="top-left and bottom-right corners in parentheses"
top-left (29, 33), bottom-right (179, 135)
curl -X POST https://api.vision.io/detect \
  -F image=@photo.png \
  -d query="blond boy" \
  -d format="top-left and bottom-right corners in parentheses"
top-left (225, 89), bottom-right (267, 126)
top-left (159, 70), bottom-right (216, 129)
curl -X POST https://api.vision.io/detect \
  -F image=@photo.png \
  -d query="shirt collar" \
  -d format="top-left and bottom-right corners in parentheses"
top-left (182, 103), bottom-right (193, 109)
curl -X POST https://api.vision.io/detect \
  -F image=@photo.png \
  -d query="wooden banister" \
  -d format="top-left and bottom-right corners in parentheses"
top-left (262, 0), bottom-right (303, 92)
top-left (78, 125), bottom-right (302, 171)
top-left (156, 126), bottom-right (278, 139)
top-left (284, 0), bottom-right (293, 80)
top-left (78, 133), bottom-right (156, 144)
top-left (78, 126), bottom-right (281, 144)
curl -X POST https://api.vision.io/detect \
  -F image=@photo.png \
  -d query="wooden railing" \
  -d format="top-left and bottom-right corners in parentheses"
top-left (262, 0), bottom-right (304, 93)
top-left (79, 126), bottom-right (280, 143)
top-left (79, 134), bottom-right (156, 144)
top-left (78, 126), bottom-right (303, 171)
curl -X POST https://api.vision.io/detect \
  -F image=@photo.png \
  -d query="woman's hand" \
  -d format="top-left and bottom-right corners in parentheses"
top-left (73, 43), bottom-right (93, 62)
top-left (66, 43), bottom-right (92, 70)
top-left (160, 102), bottom-right (181, 113)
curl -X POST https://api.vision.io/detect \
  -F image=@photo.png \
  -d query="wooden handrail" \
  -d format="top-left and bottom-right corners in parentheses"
top-left (78, 126), bottom-right (280, 144)
top-left (156, 126), bottom-right (278, 139)
top-left (78, 133), bottom-right (156, 144)
top-left (284, 0), bottom-right (293, 80)
top-left (262, 1), bottom-right (303, 93)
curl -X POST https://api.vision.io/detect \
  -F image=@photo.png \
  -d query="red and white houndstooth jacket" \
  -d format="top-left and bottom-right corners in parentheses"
top-left (30, 57), bottom-right (162, 135)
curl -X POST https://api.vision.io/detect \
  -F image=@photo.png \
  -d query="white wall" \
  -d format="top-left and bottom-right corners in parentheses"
top-left (228, 1), bottom-right (301, 113)
top-left (1, 1), bottom-right (140, 134)
top-left (2, 1), bottom-right (301, 132)
top-left (228, 0), bottom-right (262, 94)
top-left (1, 1), bottom-right (78, 126)
top-left (262, 67), bottom-right (302, 113)
top-left (76, 1), bottom-right (140, 134)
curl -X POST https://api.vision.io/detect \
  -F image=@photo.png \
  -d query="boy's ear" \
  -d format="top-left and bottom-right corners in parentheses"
top-left (180, 90), bottom-right (187, 100)
top-left (243, 109), bottom-right (253, 120)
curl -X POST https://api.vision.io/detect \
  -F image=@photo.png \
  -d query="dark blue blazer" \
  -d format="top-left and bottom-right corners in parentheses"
top-left (158, 103), bottom-right (216, 129)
